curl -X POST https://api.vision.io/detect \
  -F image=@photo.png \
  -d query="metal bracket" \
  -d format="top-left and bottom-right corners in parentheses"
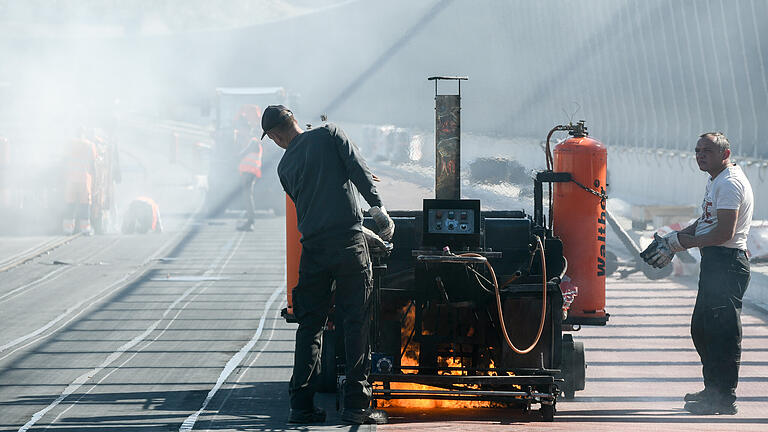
top-left (428, 76), bottom-right (468, 96)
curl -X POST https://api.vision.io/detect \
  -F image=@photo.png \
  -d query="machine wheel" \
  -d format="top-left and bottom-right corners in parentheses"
top-left (540, 402), bottom-right (555, 421)
top-left (318, 329), bottom-right (337, 393)
top-left (572, 341), bottom-right (586, 392)
top-left (559, 335), bottom-right (586, 399)
top-left (640, 260), bottom-right (673, 280)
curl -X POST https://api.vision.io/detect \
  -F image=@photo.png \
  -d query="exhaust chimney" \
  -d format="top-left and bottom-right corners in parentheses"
top-left (428, 76), bottom-right (467, 200)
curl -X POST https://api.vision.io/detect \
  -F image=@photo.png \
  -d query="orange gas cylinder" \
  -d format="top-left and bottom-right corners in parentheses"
top-left (285, 194), bottom-right (302, 315)
top-left (553, 131), bottom-right (607, 321)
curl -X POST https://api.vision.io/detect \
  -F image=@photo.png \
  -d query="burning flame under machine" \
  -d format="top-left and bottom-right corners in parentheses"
top-left (311, 77), bottom-right (602, 421)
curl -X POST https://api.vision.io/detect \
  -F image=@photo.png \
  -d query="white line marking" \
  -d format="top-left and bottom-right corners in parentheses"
top-left (201, 299), bottom-right (287, 431)
top-left (18, 317), bottom-right (162, 432)
top-left (0, 270), bottom-right (138, 360)
top-left (180, 281), bottom-right (285, 431)
top-left (0, 235), bottom-right (77, 272)
top-left (0, 267), bottom-right (68, 303)
top-left (0, 239), bottom-right (121, 305)
top-left (17, 232), bottom-right (243, 431)
top-left (0, 210), bottom-right (201, 360)
top-left (42, 235), bottom-right (246, 429)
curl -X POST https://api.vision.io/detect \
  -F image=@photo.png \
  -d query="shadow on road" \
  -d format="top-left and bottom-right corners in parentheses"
top-left (0, 382), bottom-right (370, 431)
top-left (3, 381), bottom-right (768, 430)
top-left (382, 405), bottom-right (768, 426)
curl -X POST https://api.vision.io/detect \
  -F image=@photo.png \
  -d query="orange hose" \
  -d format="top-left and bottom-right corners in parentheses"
top-left (463, 236), bottom-right (547, 355)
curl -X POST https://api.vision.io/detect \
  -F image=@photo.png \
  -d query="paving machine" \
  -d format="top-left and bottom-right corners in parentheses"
top-left (284, 77), bottom-right (607, 421)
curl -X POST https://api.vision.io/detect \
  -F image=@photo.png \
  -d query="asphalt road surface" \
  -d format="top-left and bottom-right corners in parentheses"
top-left (1, 128), bottom-right (768, 430)
top-left (4, 214), bottom-right (768, 431)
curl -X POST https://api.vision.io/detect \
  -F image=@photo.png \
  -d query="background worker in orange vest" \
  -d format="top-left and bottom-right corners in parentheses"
top-left (63, 137), bottom-right (98, 235)
top-left (121, 196), bottom-right (163, 234)
top-left (235, 108), bottom-right (263, 231)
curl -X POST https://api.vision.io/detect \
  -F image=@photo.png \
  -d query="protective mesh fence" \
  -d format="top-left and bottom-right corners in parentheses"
top-left (2, 0), bottom-right (765, 159)
top-left (503, 0), bottom-right (768, 158)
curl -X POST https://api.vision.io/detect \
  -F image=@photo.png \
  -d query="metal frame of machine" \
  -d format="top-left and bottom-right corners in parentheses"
top-left (357, 187), bottom-right (567, 420)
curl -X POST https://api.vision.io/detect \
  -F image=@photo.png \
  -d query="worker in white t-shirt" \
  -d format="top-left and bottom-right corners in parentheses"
top-left (641, 132), bottom-right (754, 415)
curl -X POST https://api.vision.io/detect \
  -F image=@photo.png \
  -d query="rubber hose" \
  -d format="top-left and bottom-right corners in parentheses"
top-left (463, 236), bottom-right (548, 355)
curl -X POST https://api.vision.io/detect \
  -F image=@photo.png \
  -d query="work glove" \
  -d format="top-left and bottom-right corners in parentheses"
top-left (640, 232), bottom-right (684, 268)
top-left (362, 226), bottom-right (392, 252)
top-left (662, 231), bottom-right (686, 253)
top-left (640, 233), bottom-right (673, 268)
top-left (369, 206), bottom-right (395, 242)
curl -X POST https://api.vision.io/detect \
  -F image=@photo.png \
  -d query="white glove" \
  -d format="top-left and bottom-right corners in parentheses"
top-left (369, 206), bottom-right (395, 242)
top-left (663, 231), bottom-right (686, 253)
top-left (640, 232), bottom-right (675, 268)
top-left (362, 226), bottom-right (390, 251)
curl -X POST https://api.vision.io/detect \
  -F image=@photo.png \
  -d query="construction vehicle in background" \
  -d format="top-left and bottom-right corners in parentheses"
top-left (205, 87), bottom-right (290, 217)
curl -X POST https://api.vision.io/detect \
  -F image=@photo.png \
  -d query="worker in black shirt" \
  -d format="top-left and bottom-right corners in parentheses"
top-left (262, 105), bottom-right (394, 425)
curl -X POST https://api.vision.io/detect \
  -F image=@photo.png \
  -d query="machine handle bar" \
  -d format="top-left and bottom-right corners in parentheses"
top-left (416, 255), bottom-right (487, 264)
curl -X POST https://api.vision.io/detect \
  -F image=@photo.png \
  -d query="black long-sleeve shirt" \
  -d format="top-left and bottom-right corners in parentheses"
top-left (277, 123), bottom-right (383, 247)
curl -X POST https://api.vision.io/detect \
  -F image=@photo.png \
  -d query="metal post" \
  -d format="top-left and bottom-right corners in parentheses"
top-left (429, 76), bottom-right (467, 200)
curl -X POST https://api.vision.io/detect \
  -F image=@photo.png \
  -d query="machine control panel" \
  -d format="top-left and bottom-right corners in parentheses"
top-left (427, 208), bottom-right (476, 234)
top-left (422, 199), bottom-right (482, 247)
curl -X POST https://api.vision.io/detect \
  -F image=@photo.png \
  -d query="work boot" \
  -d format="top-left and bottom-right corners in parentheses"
top-left (236, 220), bottom-right (254, 232)
top-left (340, 408), bottom-right (389, 424)
top-left (684, 399), bottom-right (738, 415)
top-left (684, 388), bottom-right (711, 402)
top-left (287, 406), bottom-right (326, 424)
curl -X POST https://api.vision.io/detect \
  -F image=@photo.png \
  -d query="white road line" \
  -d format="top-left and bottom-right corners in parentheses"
top-left (201, 298), bottom-right (287, 431)
top-left (0, 240), bottom-right (55, 268)
top-left (180, 281), bottom-right (286, 431)
top-left (42, 235), bottom-right (246, 429)
top-left (0, 267), bottom-right (68, 303)
top-left (18, 316), bottom-right (162, 432)
top-left (17, 232), bottom-right (244, 431)
top-left (0, 270), bottom-right (140, 361)
top-left (0, 235), bottom-right (79, 273)
top-left (0, 210), bottom-right (201, 360)
top-left (0, 239), bottom-right (120, 305)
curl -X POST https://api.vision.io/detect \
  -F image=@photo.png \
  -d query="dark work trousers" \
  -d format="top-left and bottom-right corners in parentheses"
top-left (241, 173), bottom-right (256, 222)
top-left (289, 231), bottom-right (373, 411)
top-left (692, 246), bottom-right (750, 402)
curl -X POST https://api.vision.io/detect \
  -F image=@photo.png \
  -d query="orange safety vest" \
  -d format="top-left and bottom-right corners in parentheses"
top-left (66, 139), bottom-right (97, 181)
top-left (64, 139), bottom-right (98, 204)
top-left (136, 196), bottom-right (160, 231)
top-left (238, 140), bottom-right (263, 178)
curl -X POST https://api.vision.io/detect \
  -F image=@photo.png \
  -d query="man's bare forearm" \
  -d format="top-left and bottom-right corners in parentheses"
top-left (678, 227), bottom-right (731, 249)
top-left (678, 220), bottom-right (698, 236)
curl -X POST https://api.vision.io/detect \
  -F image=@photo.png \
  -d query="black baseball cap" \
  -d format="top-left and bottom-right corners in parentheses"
top-left (260, 105), bottom-right (293, 139)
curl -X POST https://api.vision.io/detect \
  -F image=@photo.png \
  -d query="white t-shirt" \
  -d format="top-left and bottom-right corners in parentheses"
top-left (694, 164), bottom-right (754, 250)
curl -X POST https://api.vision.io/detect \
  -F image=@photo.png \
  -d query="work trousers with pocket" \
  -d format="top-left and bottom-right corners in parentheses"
top-left (289, 231), bottom-right (373, 411)
top-left (692, 246), bottom-right (750, 402)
